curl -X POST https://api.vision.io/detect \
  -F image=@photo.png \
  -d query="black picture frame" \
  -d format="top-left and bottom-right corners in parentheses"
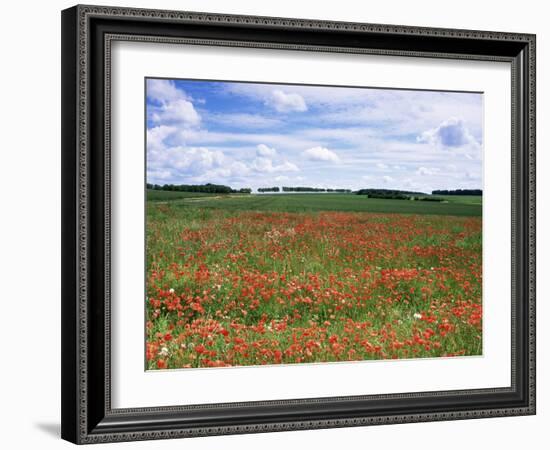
top-left (61, 4), bottom-right (536, 444)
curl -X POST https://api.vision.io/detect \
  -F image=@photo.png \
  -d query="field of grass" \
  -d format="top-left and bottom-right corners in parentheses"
top-left (439, 195), bottom-right (483, 205)
top-left (147, 191), bottom-right (481, 216)
top-left (146, 190), bottom-right (217, 201)
top-left (146, 194), bottom-right (482, 369)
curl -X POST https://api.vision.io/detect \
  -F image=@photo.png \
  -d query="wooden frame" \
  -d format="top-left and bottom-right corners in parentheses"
top-left (61, 4), bottom-right (536, 444)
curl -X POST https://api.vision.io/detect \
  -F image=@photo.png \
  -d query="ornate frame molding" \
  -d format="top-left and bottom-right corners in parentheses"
top-left (62, 4), bottom-right (536, 444)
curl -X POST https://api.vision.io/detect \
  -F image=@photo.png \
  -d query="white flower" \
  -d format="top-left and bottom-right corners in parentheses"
top-left (159, 346), bottom-right (169, 356)
top-left (413, 313), bottom-right (422, 320)
top-left (169, 288), bottom-right (175, 294)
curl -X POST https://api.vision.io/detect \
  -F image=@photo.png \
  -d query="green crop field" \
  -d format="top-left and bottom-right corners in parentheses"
top-left (146, 191), bottom-right (481, 216)
top-left (438, 195), bottom-right (483, 205)
top-left (146, 190), bottom-right (217, 201)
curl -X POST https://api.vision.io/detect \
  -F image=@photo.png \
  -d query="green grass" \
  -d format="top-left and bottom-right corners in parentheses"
top-left (146, 190), bottom-right (218, 201)
top-left (148, 192), bottom-right (482, 217)
top-left (439, 195), bottom-right (483, 205)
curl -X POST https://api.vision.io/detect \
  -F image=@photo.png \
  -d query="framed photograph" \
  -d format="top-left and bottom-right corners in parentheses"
top-left (61, 4), bottom-right (536, 444)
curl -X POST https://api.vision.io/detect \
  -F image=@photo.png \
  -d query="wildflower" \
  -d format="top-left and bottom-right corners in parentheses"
top-left (413, 313), bottom-right (422, 320)
top-left (157, 359), bottom-right (167, 369)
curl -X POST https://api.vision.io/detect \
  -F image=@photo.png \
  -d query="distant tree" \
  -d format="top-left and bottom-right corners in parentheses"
top-left (432, 189), bottom-right (482, 196)
top-left (152, 183), bottom-right (238, 194)
top-left (417, 196), bottom-right (444, 202)
top-left (355, 188), bottom-right (426, 199)
top-left (282, 186), bottom-right (327, 192)
top-left (258, 187), bottom-right (280, 193)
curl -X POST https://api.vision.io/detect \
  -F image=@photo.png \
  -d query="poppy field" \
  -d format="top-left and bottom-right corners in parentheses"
top-left (145, 194), bottom-right (482, 370)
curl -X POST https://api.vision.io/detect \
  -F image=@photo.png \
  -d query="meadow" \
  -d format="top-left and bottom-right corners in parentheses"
top-left (146, 192), bottom-right (482, 369)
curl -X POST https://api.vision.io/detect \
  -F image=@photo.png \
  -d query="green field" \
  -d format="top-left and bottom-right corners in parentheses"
top-left (146, 190), bottom-right (217, 201)
top-left (146, 190), bottom-right (481, 216)
top-left (438, 195), bottom-right (483, 205)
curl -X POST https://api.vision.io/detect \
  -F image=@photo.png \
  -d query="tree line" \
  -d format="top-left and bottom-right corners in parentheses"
top-left (355, 188), bottom-right (446, 202)
top-left (147, 183), bottom-right (480, 198)
top-left (147, 183), bottom-right (251, 194)
top-left (432, 189), bottom-right (482, 196)
top-left (281, 187), bottom-right (352, 193)
top-left (355, 188), bottom-right (426, 199)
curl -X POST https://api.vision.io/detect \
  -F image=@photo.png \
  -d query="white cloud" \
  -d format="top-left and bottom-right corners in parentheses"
top-left (417, 117), bottom-right (479, 149)
top-left (147, 125), bottom-right (177, 152)
top-left (256, 144), bottom-right (277, 157)
top-left (376, 163), bottom-right (389, 169)
top-left (210, 113), bottom-right (282, 129)
top-left (147, 169), bottom-right (172, 181)
top-left (303, 146), bottom-right (340, 163)
top-left (150, 99), bottom-right (201, 128)
top-left (277, 161), bottom-right (300, 172)
top-left (170, 147), bottom-right (225, 172)
top-left (382, 176), bottom-right (394, 183)
top-left (147, 79), bottom-right (201, 128)
top-left (416, 167), bottom-right (440, 176)
top-left (147, 79), bottom-right (186, 103)
top-left (228, 161), bottom-right (251, 177)
top-left (252, 157), bottom-right (299, 173)
top-left (267, 90), bottom-right (307, 113)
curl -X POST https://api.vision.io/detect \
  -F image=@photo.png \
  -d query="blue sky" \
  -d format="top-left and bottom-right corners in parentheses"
top-left (146, 78), bottom-right (483, 193)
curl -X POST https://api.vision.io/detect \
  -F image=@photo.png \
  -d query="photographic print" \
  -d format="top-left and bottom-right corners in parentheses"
top-left (145, 78), bottom-right (483, 370)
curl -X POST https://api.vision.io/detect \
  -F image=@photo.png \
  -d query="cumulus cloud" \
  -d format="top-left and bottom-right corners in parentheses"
top-left (147, 79), bottom-right (187, 103)
top-left (150, 99), bottom-right (201, 127)
top-left (256, 144), bottom-right (277, 157)
top-left (417, 117), bottom-right (479, 148)
top-left (169, 147), bottom-right (225, 172)
top-left (376, 163), bottom-right (389, 169)
top-left (277, 161), bottom-right (300, 172)
top-left (267, 90), bottom-right (308, 113)
top-left (147, 79), bottom-right (201, 128)
top-left (147, 125), bottom-right (177, 152)
top-left (252, 144), bottom-right (299, 174)
top-left (252, 157), bottom-right (299, 173)
top-left (146, 146), bottom-right (228, 184)
top-left (303, 146), bottom-right (340, 163)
